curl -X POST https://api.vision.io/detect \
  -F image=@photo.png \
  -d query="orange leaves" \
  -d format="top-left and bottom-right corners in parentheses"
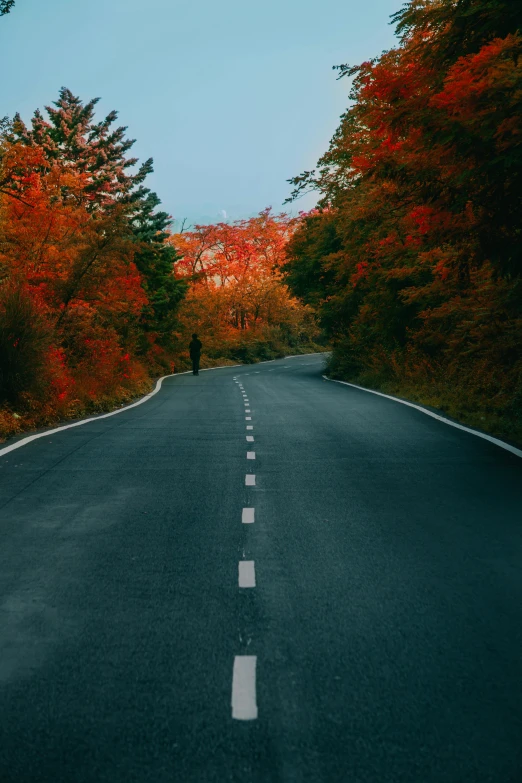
top-left (169, 210), bottom-right (318, 361)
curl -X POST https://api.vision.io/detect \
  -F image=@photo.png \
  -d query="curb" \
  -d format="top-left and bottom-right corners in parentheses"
top-left (322, 375), bottom-right (522, 460)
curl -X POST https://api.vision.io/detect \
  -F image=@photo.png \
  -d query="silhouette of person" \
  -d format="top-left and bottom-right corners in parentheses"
top-left (189, 333), bottom-right (202, 375)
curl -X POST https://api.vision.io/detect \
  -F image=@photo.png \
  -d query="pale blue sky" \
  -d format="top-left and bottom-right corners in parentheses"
top-left (1, 0), bottom-right (400, 224)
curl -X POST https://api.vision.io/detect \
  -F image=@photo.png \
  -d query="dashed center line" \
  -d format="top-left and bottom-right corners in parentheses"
top-left (238, 560), bottom-right (256, 588)
top-left (246, 435), bottom-right (254, 442)
top-left (247, 451), bottom-right (255, 459)
top-left (232, 656), bottom-right (257, 720)
top-left (242, 508), bottom-right (255, 524)
top-left (245, 416), bottom-right (252, 421)
top-left (246, 425), bottom-right (253, 430)
top-left (245, 474), bottom-right (255, 486)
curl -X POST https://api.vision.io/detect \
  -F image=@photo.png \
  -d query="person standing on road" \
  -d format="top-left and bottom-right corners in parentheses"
top-left (189, 333), bottom-right (202, 375)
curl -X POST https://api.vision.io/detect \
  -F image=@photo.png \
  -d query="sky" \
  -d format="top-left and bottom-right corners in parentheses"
top-left (1, 0), bottom-right (400, 226)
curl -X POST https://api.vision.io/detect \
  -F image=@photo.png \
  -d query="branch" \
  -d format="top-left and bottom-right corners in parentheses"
top-left (0, 0), bottom-right (15, 16)
top-left (0, 188), bottom-right (35, 208)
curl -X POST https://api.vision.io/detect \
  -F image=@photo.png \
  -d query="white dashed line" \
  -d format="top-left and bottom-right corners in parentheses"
top-left (232, 656), bottom-right (258, 720)
top-left (245, 474), bottom-right (255, 486)
top-left (238, 561), bottom-right (256, 588)
top-left (246, 436), bottom-right (254, 442)
top-left (245, 409), bottom-right (251, 413)
top-left (247, 451), bottom-right (255, 459)
top-left (245, 417), bottom-right (252, 421)
top-left (246, 425), bottom-right (253, 430)
top-left (242, 508), bottom-right (255, 524)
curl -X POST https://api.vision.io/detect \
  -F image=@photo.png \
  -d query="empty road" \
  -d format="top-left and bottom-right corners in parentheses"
top-left (1, 354), bottom-right (522, 782)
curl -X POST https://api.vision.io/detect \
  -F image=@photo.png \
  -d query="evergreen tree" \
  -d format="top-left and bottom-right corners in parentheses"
top-left (132, 191), bottom-right (188, 344)
top-left (10, 88), bottom-right (152, 209)
top-left (9, 88), bottom-right (187, 335)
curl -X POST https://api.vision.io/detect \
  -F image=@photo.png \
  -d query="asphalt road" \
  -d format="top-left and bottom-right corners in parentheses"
top-left (1, 354), bottom-right (522, 783)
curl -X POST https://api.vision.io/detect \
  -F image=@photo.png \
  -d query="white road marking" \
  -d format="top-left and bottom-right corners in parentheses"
top-left (238, 560), bottom-right (256, 588)
top-left (245, 416), bottom-right (252, 421)
top-left (245, 409), bottom-right (251, 413)
top-left (242, 508), bottom-right (255, 524)
top-left (247, 451), bottom-right (255, 459)
top-left (246, 425), bottom-right (253, 430)
top-left (232, 656), bottom-right (257, 720)
top-left (254, 372), bottom-right (260, 374)
top-left (1, 352), bottom-right (317, 458)
top-left (0, 369), bottom-right (228, 458)
top-left (245, 474), bottom-right (255, 486)
top-left (322, 375), bottom-right (522, 460)
top-left (246, 435), bottom-right (254, 442)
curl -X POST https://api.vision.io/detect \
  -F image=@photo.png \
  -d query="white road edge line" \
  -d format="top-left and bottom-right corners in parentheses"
top-left (242, 508), bottom-right (255, 524)
top-left (245, 474), bottom-right (256, 486)
top-left (238, 561), bottom-right (256, 588)
top-left (322, 375), bottom-right (522, 460)
top-left (232, 656), bottom-right (257, 720)
top-left (0, 363), bottom-right (244, 459)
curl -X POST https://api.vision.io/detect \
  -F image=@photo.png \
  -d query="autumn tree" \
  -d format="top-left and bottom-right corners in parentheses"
top-left (284, 0), bottom-right (522, 440)
top-left (171, 210), bottom-right (320, 364)
top-left (7, 89), bottom-right (186, 343)
top-left (0, 91), bottom-right (187, 434)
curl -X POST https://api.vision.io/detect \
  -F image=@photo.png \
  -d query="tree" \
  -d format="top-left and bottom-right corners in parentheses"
top-left (0, 1), bottom-right (14, 17)
top-left (10, 88), bottom-right (152, 210)
top-left (284, 0), bottom-right (522, 439)
top-left (170, 210), bottom-right (320, 363)
top-left (7, 89), bottom-right (187, 337)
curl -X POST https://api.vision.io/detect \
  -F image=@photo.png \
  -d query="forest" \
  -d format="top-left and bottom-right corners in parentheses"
top-left (0, 86), bottom-right (319, 440)
top-left (284, 0), bottom-right (522, 443)
top-left (1, 0), bottom-right (521, 444)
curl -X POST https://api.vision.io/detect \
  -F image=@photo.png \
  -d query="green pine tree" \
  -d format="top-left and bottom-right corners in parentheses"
top-left (9, 88), bottom-right (187, 336)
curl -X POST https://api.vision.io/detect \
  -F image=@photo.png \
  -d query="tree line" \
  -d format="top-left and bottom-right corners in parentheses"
top-left (0, 88), bottom-right (188, 437)
top-left (170, 210), bottom-right (320, 365)
top-left (0, 88), bottom-right (319, 439)
top-left (283, 0), bottom-right (522, 442)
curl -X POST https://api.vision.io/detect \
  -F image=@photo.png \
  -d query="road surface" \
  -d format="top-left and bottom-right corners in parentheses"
top-left (1, 354), bottom-right (522, 782)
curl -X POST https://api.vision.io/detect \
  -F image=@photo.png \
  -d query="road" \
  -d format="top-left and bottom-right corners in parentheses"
top-left (1, 354), bottom-right (522, 783)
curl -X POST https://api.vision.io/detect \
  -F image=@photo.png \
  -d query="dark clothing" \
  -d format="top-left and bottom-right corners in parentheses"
top-left (189, 338), bottom-right (202, 375)
top-left (189, 338), bottom-right (202, 358)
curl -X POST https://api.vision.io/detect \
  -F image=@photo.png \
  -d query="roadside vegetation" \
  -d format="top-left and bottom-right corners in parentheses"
top-left (284, 0), bottom-right (522, 444)
top-left (2, 0), bottom-right (521, 446)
